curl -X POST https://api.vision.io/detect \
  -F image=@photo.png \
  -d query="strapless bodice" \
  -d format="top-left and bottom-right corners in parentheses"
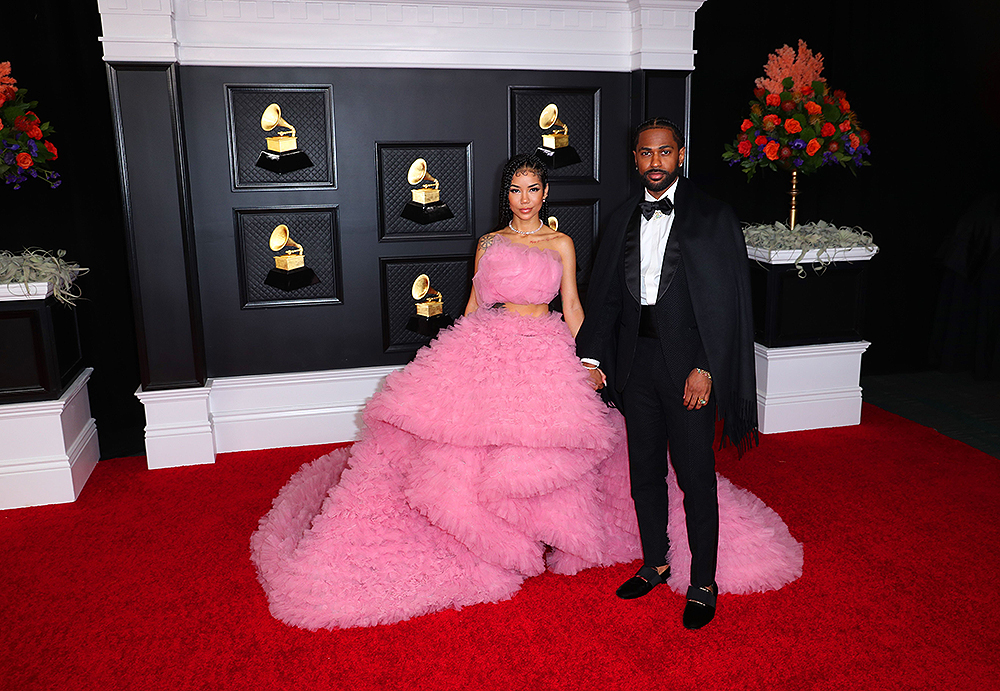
top-left (472, 234), bottom-right (563, 306)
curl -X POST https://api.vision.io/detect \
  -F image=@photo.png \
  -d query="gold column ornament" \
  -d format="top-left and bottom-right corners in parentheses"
top-left (789, 170), bottom-right (799, 230)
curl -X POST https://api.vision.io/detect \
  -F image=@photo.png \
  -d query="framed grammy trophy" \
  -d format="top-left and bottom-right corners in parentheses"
top-left (375, 142), bottom-right (473, 241)
top-left (233, 205), bottom-right (343, 308)
top-left (225, 84), bottom-right (336, 190)
top-left (379, 255), bottom-right (474, 352)
top-left (508, 86), bottom-right (600, 183)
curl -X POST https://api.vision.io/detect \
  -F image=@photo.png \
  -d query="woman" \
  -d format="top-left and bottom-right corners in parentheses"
top-left (250, 155), bottom-right (801, 630)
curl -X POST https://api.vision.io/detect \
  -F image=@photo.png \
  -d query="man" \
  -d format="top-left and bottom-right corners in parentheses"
top-left (576, 118), bottom-right (758, 629)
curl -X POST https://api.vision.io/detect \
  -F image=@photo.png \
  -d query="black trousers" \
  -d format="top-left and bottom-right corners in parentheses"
top-left (620, 335), bottom-right (719, 587)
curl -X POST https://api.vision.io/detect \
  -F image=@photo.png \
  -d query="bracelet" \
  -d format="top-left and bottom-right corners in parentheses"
top-left (695, 368), bottom-right (712, 380)
top-left (582, 364), bottom-right (598, 370)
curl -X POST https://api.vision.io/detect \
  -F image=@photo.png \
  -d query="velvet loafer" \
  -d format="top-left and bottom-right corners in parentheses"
top-left (682, 582), bottom-right (718, 629)
top-left (616, 564), bottom-right (670, 600)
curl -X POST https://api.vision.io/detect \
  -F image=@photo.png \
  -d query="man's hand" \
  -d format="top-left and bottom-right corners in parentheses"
top-left (683, 368), bottom-right (712, 410)
top-left (586, 367), bottom-right (607, 391)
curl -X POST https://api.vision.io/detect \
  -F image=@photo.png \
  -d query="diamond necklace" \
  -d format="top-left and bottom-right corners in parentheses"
top-left (508, 221), bottom-right (544, 236)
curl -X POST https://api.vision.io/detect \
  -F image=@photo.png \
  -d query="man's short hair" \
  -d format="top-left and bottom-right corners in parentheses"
top-left (632, 118), bottom-right (685, 150)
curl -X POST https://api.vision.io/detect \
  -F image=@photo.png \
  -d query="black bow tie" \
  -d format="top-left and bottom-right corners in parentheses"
top-left (639, 197), bottom-right (674, 220)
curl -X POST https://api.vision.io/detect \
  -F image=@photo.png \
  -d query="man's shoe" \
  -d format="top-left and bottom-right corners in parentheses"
top-left (682, 582), bottom-right (718, 629)
top-left (616, 564), bottom-right (670, 600)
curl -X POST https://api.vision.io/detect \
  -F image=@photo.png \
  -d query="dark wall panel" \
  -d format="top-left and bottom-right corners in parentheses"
top-left (177, 66), bottom-right (667, 379)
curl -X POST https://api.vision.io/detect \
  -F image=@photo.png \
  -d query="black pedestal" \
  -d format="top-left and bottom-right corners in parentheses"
top-left (264, 267), bottom-right (321, 291)
top-left (406, 314), bottom-right (454, 338)
top-left (255, 149), bottom-right (314, 174)
top-left (536, 145), bottom-right (581, 169)
top-left (0, 295), bottom-right (84, 403)
top-left (400, 201), bottom-right (455, 225)
top-left (749, 259), bottom-right (869, 347)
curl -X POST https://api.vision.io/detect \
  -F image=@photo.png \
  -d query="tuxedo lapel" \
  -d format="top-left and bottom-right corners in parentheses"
top-left (656, 178), bottom-right (688, 302)
top-left (622, 204), bottom-right (642, 304)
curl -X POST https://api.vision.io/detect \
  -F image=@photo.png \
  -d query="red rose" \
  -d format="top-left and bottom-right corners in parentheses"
top-left (828, 141), bottom-right (840, 153)
top-left (806, 138), bottom-right (821, 156)
top-left (755, 135), bottom-right (768, 147)
top-left (738, 140), bottom-right (752, 157)
top-left (754, 88), bottom-right (766, 100)
top-left (0, 117), bottom-right (4, 132)
top-left (801, 85), bottom-right (814, 96)
top-left (765, 94), bottom-right (780, 107)
top-left (762, 114), bottom-right (780, 131)
top-left (27, 125), bottom-right (43, 140)
top-left (779, 146), bottom-right (792, 160)
top-left (784, 118), bottom-right (802, 134)
top-left (764, 141), bottom-right (780, 161)
top-left (805, 101), bottom-right (822, 115)
top-left (820, 122), bottom-right (836, 137)
top-left (839, 98), bottom-right (851, 113)
top-left (839, 120), bottom-right (852, 133)
top-left (16, 152), bottom-right (33, 169)
top-left (849, 133), bottom-right (861, 149)
top-left (14, 115), bottom-right (32, 132)
top-left (859, 129), bottom-right (871, 143)
top-left (781, 100), bottom-right (796, 112)
top-left (740, 119), bottom-right (753, 132)
top-left (44, 140), bottom-right (58, 159)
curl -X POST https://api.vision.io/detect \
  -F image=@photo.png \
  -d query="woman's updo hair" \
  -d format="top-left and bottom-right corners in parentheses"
top-left (494, 153), bottom-right (550, 231)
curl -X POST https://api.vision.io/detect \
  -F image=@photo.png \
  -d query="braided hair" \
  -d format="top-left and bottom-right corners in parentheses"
top-left (493, 153), bottom-right (550, 232)
top-left (632, 117), bottom-right (685, 150)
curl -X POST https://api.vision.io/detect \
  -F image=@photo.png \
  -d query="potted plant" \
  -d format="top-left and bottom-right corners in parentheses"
top-left (721, 41), bottom-right (877, 433)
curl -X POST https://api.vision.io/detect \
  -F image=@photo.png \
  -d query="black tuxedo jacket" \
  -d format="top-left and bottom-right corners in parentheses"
top-left (577, 177), bottom-right (759, 452)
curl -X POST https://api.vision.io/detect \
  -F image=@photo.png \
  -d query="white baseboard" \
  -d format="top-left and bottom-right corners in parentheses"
top-left (0, 369), bottom-right (101, 510)
top-left (134, 364), bottom-right (402, 468)
top-left (755, 341), bottom-right (870, 435)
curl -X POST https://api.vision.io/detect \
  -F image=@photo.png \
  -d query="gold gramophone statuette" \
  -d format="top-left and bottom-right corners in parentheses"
top-left (407, 158), bottom-right (441, 205)
top-left (539, 104), bottom-right (569, 149)
top-left (269, 224), bottom-right (305, 271)
top-left (411, 274), bottom-right (443, 318)
top-left (261, 104), bottom-right (298, 153)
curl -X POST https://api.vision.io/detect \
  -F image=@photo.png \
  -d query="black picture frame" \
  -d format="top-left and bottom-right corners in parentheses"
top-left (233, 205), bottom-right (343, 309)
top-left (374, 141), bottom-right (474, 241)
top-left (379, 255), bottom-right (474, 352)
top-left (508, 86), bottom-right (600, 183)
top-left (225, 84), bottom-right (336, 190)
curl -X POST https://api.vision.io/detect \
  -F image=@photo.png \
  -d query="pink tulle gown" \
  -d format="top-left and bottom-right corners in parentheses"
top-left (250, 234), bottom-right (802, 630)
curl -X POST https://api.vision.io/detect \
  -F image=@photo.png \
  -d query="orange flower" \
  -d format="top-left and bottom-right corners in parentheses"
top-left (849, 133), bottom-right (861, 149)
top-left (839, 120), bottom-right (852, 133)
top-left (806, 138), bottom-right (821, 156)
top-left (820, 122), bottom-right (836, 137)
top-left (755, 135), bottom-right (768, 147)
top-left (784, 118), bottom-right (802, 134)
top-left (27, 125), bottom-right (43, 140)
top-left (766, 94), bottom-right (781, 107)
top-left (740, 119), bottom-right (753, 132)
top-left (839, 98), bottom-right (851, 113)
top-left (762, 114), bottom-right (780, 131)
top-left (805, 101), bottom-right (822, 115)
top-left (16, 152), bottom-right (33, 169)
top-left (764, 140), bottom-right (780, 160)
top-left (738, 140), bottom-right (752, 156)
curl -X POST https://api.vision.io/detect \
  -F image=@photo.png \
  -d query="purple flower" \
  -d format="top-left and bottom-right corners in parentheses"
top-left (2, 151), bottom-right (13, 165)
top-left (794, 157), bottom-right (804, 167)
top-left (791, 138), bottom-right (806, 150)
top-left (27, 140), bottom-right (38, 156)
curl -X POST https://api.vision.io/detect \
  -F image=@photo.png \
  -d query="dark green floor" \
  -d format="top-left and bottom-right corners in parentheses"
top-left (861, 370), bottom-right (1000, 460)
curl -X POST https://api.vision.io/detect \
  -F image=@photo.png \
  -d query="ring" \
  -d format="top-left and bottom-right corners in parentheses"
top-left (698, 398), bottom-right (706, 405)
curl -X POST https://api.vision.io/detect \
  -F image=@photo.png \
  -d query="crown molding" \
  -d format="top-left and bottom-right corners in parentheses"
top-left (97, 0), bottom-right (705, 71)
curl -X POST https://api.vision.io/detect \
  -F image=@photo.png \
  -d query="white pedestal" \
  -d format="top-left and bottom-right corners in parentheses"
top-left (0, 368), bottom-right (100, 510)
top-left (755, 341), bottom-right (870, 434)
top-left (135, 385), bottom-right (216, 470)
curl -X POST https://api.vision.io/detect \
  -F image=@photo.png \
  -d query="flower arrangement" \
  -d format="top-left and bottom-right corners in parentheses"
top-left (0, 249), bottom-right (87, 305)
top-left (0, 61), bottom-right (60, 190)
top-left (723, 40), bottom-right (870, 179)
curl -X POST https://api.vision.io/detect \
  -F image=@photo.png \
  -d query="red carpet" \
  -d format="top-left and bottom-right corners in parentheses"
top-left (2, 404), bottom-right (998, 690)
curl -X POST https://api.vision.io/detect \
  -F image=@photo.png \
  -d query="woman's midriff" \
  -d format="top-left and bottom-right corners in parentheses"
top-left (502, 303), bottom-right (550, 318)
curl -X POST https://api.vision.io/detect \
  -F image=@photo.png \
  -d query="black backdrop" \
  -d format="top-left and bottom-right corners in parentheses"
top-left (6, 2), bottom-right (998, 457)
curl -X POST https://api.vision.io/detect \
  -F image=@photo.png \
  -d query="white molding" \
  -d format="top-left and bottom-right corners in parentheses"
top-left (755, 341), bottom-right (870, 435)
top-left (0, 283), bottom-right (53, 302)
top-left (97, 0), bottom-right (704, 71)
top-left (133, 364), bottom-right (401, 466)
top-left (0, 369), bottom-right (101, 510)
top-left (208, 365), bottom-right (400, 452)
top-left (746, 244), bottom-right (879, 265)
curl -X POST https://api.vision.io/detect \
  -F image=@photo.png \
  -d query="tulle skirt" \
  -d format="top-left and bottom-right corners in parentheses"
top-left (250, 308), bottom-right (803, 630)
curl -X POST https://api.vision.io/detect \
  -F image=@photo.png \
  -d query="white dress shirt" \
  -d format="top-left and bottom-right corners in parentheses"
top-left (640, 181), bottom-right (678, 306)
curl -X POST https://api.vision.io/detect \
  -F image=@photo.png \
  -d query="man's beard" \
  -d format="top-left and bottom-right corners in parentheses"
top-left (643, 168), bottom-right (679, 193)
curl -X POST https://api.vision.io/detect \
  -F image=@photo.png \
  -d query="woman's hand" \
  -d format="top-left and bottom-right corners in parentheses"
top-left (585, 366), bottom-right (606, 391)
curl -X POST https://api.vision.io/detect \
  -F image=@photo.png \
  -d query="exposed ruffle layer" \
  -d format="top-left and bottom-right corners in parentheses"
top-left (250, 308), bottom-right (803, 630)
